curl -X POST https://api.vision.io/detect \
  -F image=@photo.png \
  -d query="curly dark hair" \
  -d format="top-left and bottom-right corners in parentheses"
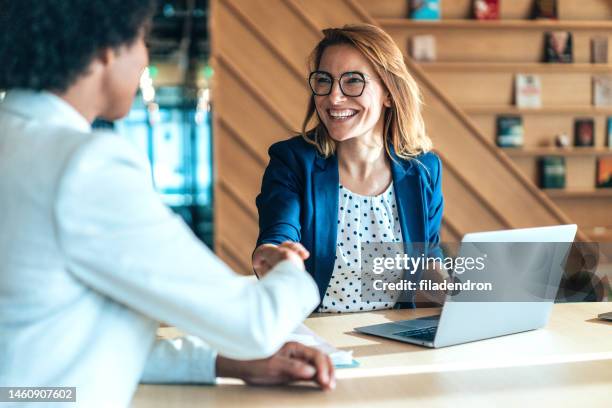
top-left (0, 0), bottom-right (157, 92)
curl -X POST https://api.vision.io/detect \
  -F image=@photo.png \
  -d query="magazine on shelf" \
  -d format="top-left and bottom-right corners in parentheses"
top-left (591, 36), bottom-right (608, 64)
top-left (574, 118), bottom-right (595, 147)
top-left (596, 157), bottom-right (612, 188)
top-left (544, 31), bottom-right (573, 63)
top-left (533, 0), bottom-right (557, 19)
top-left (410, 35), bottom-right (437, 61)
top-left (496, 115), bottom-right (524, 147)
top-left (473, 0), bottom-right (499, 20)
top-left (515, 74), bottom-right (542, 108)
top-left (539, 156), bottom-right (565, 189)
top-left (410, 0), bottom-right (441, 20)
top-left (607, 116), bottom-right (612, 147)
top-left (593, 75), bottom-right (612, 107)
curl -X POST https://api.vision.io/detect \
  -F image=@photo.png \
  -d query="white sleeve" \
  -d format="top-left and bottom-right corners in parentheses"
top-left (54, 134), bottom-right (320, 360)
top-left (140, 336), bottom-right (217, 384)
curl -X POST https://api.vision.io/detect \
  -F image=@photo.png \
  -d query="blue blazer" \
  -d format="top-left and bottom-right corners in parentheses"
top-left (256, 136), bottom-right (444, 304)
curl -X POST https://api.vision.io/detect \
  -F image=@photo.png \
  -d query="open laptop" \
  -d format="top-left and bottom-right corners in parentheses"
top-left (355, 225), bottom-right (577, 348)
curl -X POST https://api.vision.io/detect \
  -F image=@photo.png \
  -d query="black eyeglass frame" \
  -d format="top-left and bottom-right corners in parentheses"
top-left (308, 70), bottom-right (371, 97)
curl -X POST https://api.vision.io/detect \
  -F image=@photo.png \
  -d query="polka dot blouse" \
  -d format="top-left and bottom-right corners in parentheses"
top-left (319, 183), bottom-right (403, 313)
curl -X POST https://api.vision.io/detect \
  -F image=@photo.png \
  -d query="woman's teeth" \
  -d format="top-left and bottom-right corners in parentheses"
top-left (328, 109), bottom-right (357, 120)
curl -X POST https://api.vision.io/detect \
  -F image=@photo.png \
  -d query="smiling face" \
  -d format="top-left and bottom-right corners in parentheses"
top-left (314, 44), bottom-right (390, 143)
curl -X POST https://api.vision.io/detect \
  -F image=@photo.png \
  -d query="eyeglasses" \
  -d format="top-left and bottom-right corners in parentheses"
top-left (308, 70), bottom-right (370, 97)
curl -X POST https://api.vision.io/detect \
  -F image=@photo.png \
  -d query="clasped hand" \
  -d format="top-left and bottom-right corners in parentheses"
top-left (252, 241), bottom-right (310, 277)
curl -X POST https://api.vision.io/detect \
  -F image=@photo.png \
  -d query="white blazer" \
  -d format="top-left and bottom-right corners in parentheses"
top-left (0, 90), bottom-right (319, 407)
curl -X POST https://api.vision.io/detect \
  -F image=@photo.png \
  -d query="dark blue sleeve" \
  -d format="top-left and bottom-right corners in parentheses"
top-left (427, 153), bottom-right (444, 246)
top-left (255, 142), bottom-right (303, 247)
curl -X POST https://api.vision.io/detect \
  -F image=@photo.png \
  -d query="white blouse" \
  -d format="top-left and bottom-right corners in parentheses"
top-left (320, 183), bottom-right (403, 313)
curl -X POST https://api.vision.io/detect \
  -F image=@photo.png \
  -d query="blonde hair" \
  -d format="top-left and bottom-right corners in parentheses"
top-left (301, 24), bottom-right (432, 160)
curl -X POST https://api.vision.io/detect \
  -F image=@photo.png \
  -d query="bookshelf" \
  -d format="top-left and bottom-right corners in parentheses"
top-left (503, 147), bottom-right (612, 157)
top-left (464, 105), bottom-right (612, 115)
top-left (366, 0), bottom-right (612, 241)
top-left (545, 189), bottom-right (612, 198)
top-left (358, 0), bottom-right (612, 21)
top-left (420, 62), bottom-right (612, 73)
top-left (380, 18), bottom-right (612, 30)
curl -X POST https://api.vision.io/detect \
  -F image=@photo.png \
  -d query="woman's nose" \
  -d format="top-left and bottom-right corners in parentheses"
top-left (328, 80), bottom-right (346, 104)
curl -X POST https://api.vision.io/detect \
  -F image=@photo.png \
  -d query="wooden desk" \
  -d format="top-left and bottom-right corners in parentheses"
top-left (133, 303), bottom-right (612, 407)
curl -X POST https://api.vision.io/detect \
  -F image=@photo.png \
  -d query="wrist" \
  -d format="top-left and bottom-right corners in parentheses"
top-left (215, 355), bottom-right (250, 380)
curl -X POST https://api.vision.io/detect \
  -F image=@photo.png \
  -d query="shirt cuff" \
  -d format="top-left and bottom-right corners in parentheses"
top-left (140, 335), bottom-right (218, 384)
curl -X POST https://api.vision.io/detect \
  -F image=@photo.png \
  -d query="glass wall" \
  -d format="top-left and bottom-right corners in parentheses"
top-left (95, 86), bottom-right (214, 248)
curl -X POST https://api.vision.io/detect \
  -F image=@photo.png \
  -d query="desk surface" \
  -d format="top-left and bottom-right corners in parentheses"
top-left (133, 303), bottom-right (612, 407)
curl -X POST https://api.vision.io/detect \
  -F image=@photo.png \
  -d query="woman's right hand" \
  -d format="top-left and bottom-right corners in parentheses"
top-left (252, 242), bottom-right (310, 277)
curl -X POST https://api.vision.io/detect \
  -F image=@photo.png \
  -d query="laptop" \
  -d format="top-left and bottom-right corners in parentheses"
top-left (354, 225), bottom-right (577, 348)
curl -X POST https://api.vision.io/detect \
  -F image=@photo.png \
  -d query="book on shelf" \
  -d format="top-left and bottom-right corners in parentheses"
top-left (591, 36), bottom-right (608, 64)
top-left (496, 115), bottom-right (523, 147)
top-left (574, 118), bottom-right (595, 147)
top-left (473, 0), bottom-right (499, 20)
top-left (607, 116), bottom-right (612, 147)
top-left (596, 157), bottom-right (612, 188)
top-left (532, 0), bottom-right (557, 19)
top-left (410, 0), bottom-right (441, 20)
top-left (515, 74), bottom-right (542, 108)
top-left (410, 35), bottom-right (437, 62)
top-left (544, 31), bottom-right (573, 63)
top-left (539, 156), bottom-right (565, 189)
top-left (593, 75), bottom-right (612, 107)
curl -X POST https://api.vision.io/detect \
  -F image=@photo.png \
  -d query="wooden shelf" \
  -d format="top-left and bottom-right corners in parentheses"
top-left (545, 188), bottom-right (612, 198)
top-left (464, 105), bottom-right (612, 115)
top-left (380, 18), bottom-right (612, 30)
top-left (503, 147), bottom-right (612, 157)
top-left (418, 62), bottom-right (612, 73)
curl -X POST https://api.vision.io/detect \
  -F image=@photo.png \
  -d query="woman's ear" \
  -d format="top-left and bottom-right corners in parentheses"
top-left (383, 93), bottom-right (392, 108)
top-left (96, 47), bottom-right (116, 68)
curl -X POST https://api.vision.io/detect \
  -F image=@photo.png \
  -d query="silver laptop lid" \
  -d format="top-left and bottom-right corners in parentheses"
top-left (433, 225), bottom-right (577, 348)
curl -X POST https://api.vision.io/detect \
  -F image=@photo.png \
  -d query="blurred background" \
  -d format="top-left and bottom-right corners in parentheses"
top-left (94, 0), bottom-right (213, 247)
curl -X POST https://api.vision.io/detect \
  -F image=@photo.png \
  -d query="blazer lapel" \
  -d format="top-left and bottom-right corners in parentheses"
top-left (390, 156), bottom-right (426, 251)
top-left (312, 154), bottom-right (339, 301)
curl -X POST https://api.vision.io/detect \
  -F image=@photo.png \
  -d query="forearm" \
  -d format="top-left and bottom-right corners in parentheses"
top-left (57, 136), bottom-right (319, 361)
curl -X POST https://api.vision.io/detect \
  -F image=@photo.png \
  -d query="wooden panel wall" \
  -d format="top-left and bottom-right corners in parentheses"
top-left (210, 0), bottom-right (588, 274)
top-left (211, 0), bottom-right (317, 273)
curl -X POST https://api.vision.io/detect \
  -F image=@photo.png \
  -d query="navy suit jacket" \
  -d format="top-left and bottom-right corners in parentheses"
top-left (256, 136), bottom-right (444, 305)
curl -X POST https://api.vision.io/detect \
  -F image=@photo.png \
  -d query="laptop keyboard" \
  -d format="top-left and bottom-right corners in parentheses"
top-left (393, 326), bottom-right (437, 342)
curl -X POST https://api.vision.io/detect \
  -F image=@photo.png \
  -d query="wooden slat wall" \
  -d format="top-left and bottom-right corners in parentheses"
top-left (210, 0), bottom-right (584, 274)
top-left (211, 0), bottom-right (316, 274)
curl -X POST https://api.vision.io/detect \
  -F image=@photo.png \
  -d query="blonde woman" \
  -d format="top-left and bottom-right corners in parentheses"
top-left (253, 24), bottom-right (443, 313)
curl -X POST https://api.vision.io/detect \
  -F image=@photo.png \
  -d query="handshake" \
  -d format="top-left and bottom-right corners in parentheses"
top-left (252, 241), bottom-right (311, 277)
top-left (241, 241), bottom-right (335, 390)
